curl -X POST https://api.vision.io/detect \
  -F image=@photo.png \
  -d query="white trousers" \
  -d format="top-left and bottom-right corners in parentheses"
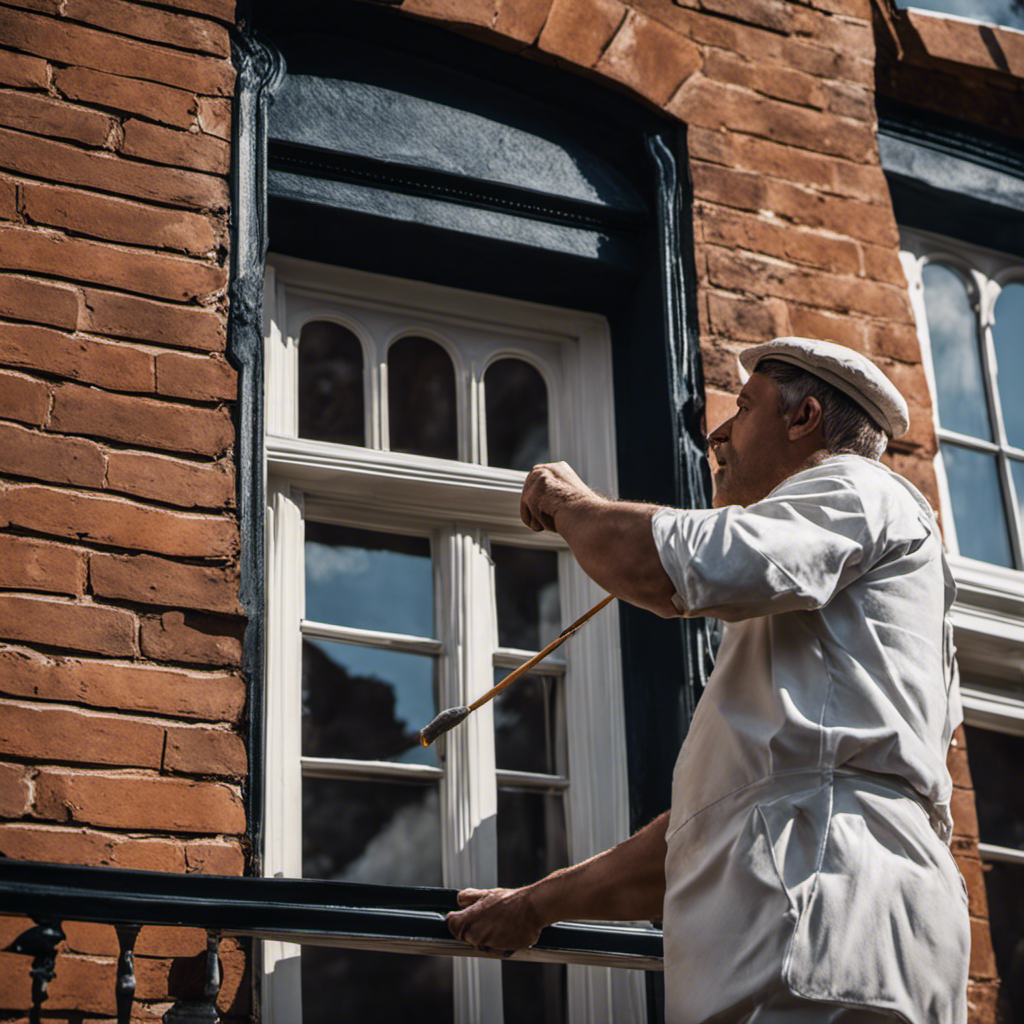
top-left (708, 989), bottom-right (901, 1023)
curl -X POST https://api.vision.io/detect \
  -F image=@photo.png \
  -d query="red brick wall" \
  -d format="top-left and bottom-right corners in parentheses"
top-left (0, 0), bottom-right (249, 1016)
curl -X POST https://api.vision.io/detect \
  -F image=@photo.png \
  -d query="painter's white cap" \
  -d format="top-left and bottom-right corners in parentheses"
top-left (738, 336), bottom-right (910, 439)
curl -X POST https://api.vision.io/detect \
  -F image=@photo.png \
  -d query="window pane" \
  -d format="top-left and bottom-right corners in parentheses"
top-left (298, 320), bottom-right (365, 446)
top-left (1012, 459), bottom-right (1024, 560)
top-left (494, 669), bottom-right (564, 775)
top-left (485, 358), bottom-right (550, 470)
top-left (303, 776), bottom-right (442, 885)
top-left (503, 960), bottom-right (567, 1024)
top-left (922, 262), bottom-right (992, 440)
top-left (976, 862), bottom-right (1024, 1024)
top-left (940, 442), bottom-right (1013, 567)
top-left (303, 639), bottom-right (437, 766)
top-left (303, 948), bottom-right (453, 1024)
top-left (388, 336), bottom-right (458, 460)
top-left (492, 543), bottom-right (560, 651)
top-left (305, 523), bottom-right (434, 638)
top-left (497, 788), bottom-right (567, 889)
top-left (993, 282), bottom-right (1024, 449)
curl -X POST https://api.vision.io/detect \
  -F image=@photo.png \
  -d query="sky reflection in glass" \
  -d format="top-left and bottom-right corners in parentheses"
top-left (992, 282), bottom-right (1024, 449)
top-left (923, 262), bottom-right (992, 440)
top-left (941, 442), bottom-right (1013, 566)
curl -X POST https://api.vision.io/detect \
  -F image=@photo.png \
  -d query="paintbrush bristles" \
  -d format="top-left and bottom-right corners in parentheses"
top-left (420, 705), bottom-right (470, 746)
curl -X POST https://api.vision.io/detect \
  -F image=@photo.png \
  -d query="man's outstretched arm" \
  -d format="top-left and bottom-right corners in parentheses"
top-left (446, 811), bottom-right (669, 953)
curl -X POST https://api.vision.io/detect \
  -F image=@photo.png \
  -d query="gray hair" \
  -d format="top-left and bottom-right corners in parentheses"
top-left (754, 358), bottom-right (888, 460)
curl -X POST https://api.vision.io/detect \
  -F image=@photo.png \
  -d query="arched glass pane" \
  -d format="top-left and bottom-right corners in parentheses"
top-left (298, 320), bottom-right (365, 446)
top-left (387, 336), bottom-right (457, 460)
top-left (993, 282), bottom-right (1024, 449)
top-left (922, 263), bottom-right (992, 441)
top-left (940, 441), bottom-right (1013, 567)
top-left (485, 358), bottom-right (550, 470)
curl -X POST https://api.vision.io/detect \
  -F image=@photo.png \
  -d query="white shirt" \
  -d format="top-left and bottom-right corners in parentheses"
top-left (651, 456), bottom-right (969, 1024)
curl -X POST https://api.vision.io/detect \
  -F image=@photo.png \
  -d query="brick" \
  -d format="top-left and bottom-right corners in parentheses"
top-left (782, 37), bottom-right (874, 86)
top-left (860, 241), bottom-right (908, 288)
top-left (667, 75), bottom-right (877, 163)
top-left (947, 735), bottom-right (973, 789)
top-left (0, 484), bottom-right (239, 559)
top-left (49, 383), bottom-right (234, 457)
top-left (0, 701), bottom-right (165, 767)
top-left (81, 288), bottom-right (225, 350)
top-left (706, 248), bottom-right (911, 321)
top-left (0, 171), bottom-right (15, 219)
top-left (864, 321), bottom-right (922, 364)
top-left (196, 94), bottom-right (230, 139)
top-left (0, 272), bottom-right (80, 330)
top-left (790, 7), bottom-right (874, 59)
top-left (968, 915), bottom-right (997, 979)
top-left (703, 47), bottom-right (826, 108)
top-left (57, 921), bottom-right (247, 957)
top-left (91, 551), bottom-right (241, 614)
top-left (394, 0), bottom-right (494, 29)
top-left (698, 0), bottom-right (791, 34)
top-left (0, 127), bottom-right (229, 211)
top-left (0, 224), bottom-right (227, 303)
top-left (0, 320), bottom-right (154, 390)
top-left (594, 9), bottom-right (701, 105)
top-left (884, 452), bottom-right (940, 506)
top-left (121, 117), bottom-right (230, 174)
top-left (154, 0), bottom-right (238, 22)
top-left (0, 645), bottom-right (246, 722)
top-left (0, 45), bottom-right (48, 89)
top-left (765, 181), bottom-right (898, 248)
top-left (951, 783), bottom-right (980, 839)
top-left (493, 0), bottom-right (553, 44)
top-left (697, 198), bottom-right (861, 274)
top-left (538, 0), bottom-right (626, 67)
top-left (826, 80), bottom-right (874, 121)
top-left (184, 837), bottom-right (244, 874)
top-left (706, 291), bottom-right (790, 342)
top-left (137, 944), bottom-right (249, 1014)
top-left (156, 351), bottom-right (236, 401)
top-left (691, 161), bottom-right (768, 215)
top-left (966, 979), bottom-right (1000, 1020)
top-left (699, 338), bottom-right (747, 392)
top-left (0, 593), bottom-right (136, 656)
top-left (0, 419), bottom-right (106, 488)
top-left (0, 7), bottom-right (235, 97)
top-left (63, 0), bottom-right (231, 58)
top-left (140, 610), bottom-right (243, 667)
top-left (880, 360), bottom-right (934, 451)
top-left (0, 760), bottom-right (30, 815)
top-left (0, 368), bottom-right (49, 425)
top-left (0, 534), bottom-right (87, 595)
top-left (32, 768), bottom-right (246, 833)
top-left (703, 387), bottom-right (737, 436)
top-left (953, 854), bottom-right (988, 920)
top-left (163, 723), bottom-right (246, 776)
top-left (2, 0), bottom-right (61, 13)
top-left (54, 65), bottom-right (197, 130)
top-left (21, 181), bottom-right (218, 256)
top-left (105, 450), bottom-right (234, 509)
top-left (0, 87), bottom-right (115, 147)
top-left (785, 304), bottom-right (867, 350)
top-left (905, 9), bottom-right (1003, 74)
top-left (831, 160), bottom-right (892, 204)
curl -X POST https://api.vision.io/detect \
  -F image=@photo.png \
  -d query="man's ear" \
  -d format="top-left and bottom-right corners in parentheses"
top-left (786, 396), bottom-right (823, 441)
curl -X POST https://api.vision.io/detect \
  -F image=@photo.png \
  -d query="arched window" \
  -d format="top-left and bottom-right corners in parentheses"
top-left (298, 320), bottom-right (365, 446)
top-left (387, 336), bottom-right (458, 460)
top-left (485, 358), bottom-right (550, 471)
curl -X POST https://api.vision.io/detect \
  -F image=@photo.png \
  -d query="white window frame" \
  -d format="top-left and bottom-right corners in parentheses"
top-left (261, 254), bottom-right (645, 1024)
top-left (900, 226), bottom-right (1024, 871)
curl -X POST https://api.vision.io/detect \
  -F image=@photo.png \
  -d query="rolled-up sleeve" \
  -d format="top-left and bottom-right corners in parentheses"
top-left (651, 465), bottom-right (889, 621)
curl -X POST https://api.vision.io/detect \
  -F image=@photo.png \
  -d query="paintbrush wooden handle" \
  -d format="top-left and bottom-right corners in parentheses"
top-left (467, 594), bottom-right (614, 712)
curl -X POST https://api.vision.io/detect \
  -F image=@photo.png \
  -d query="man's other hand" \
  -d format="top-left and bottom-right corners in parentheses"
top-left (446, 886), bottom-right (544, 954)
top-left (520, 461), bottom-right (597, 533)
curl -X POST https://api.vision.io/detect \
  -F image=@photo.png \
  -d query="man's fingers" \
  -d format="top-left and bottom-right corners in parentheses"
top-left (456, 888), bottom-right (488, 908)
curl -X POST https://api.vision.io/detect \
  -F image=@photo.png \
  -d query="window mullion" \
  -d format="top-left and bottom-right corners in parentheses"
top-left (438, 525), bottom-right (504, 1024)
top-left (997, 451), bottom-right (1024, 569)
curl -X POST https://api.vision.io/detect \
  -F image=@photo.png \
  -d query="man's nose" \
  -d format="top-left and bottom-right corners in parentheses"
top-left (707, 417), bottom-right (732, 447)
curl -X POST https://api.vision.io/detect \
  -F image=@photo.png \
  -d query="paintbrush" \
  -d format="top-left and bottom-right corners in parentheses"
top-left (419, 594), bottom-right (614, 746)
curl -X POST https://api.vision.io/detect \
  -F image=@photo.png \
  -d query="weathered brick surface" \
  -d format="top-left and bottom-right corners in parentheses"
top-left (49, 383), bottom-right (234, 456)
top-left (121, 117), bottom-right (231, 174)
top-left (0, 45), bottom-right (48, 88)
top-left (538, 0), bottom-right (625, 67)
top-left (0, 645), bottom-right (246, 722)
top-left (0, 368), bottom-right (50, 426)
top-left (81, 288), bottom-right (225, 350)
top-left (105, 450), bottom-right (235, 509)
top-left (0, 701), bottom-right (166, 767)
top-left (0, 761), bottom-right (31, 816)
top-left (0, 420), bottom-right (107, 487)
top-left (0, 272), bottom-right (80, 329)
top-left (32, 768), bottom-right (246, 833)
top-left (0, 593), bottom-right (136, 656)
top-left (155, 351), bottom-right (236, 402)
top-left (21, 182), bottom-right (219, 256)
top-left (196, 94), bottom-right (231, 139)
top-left (54, 65), bottom-right (198, 129)
top-left (0, 86), bottom-right (117, 147)
top-left (0, 485), bottom-right (238, 558)
top-left (90, 551), bottom-right (241, 614)
top-left (140, 610), bottom-right (243, 667)
top-left (0, 534), bottom-right (87, 595)
top-left (163, 723), bottom-right (247, 776)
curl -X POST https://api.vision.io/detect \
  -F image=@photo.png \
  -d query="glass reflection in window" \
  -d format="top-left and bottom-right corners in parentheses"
top-left (940, 442), bottom-right (1013, 567)
top-left (497, 787), bottom-right (567, 889)
top-left (492, 543), bottom-right (560, 652)
top-left (485, 358), bottom-right (550, 471)
top-left (302, 776), bottom-right (442, 885)
top-left (298, 320), bottom-right (365, 446)
top-left (304, 523), bottom-right (433, 638)
top-left (922, 262), bottom-right (992, 441)
top-left (388, 336), bottom-right (458, 460)
top-left (302, 639), bottom-right (437, 766)
top-left (502, 960), bottom-right (567, 1024)
top-left (992, 282), bottom-right (1024, 450)
top-left (494, 670), bottom-right (564, 776)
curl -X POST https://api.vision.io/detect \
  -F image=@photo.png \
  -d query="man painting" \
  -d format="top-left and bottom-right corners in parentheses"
top-left (447, 337), bottom-right (970, 1023)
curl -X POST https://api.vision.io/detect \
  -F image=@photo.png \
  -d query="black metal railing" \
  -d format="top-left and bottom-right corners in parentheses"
top-left (0, 858), bottom-right (663, 1022)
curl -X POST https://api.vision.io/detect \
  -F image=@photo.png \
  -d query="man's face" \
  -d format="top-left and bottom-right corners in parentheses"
top-left (708, 373), bottom-right (792, 508)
